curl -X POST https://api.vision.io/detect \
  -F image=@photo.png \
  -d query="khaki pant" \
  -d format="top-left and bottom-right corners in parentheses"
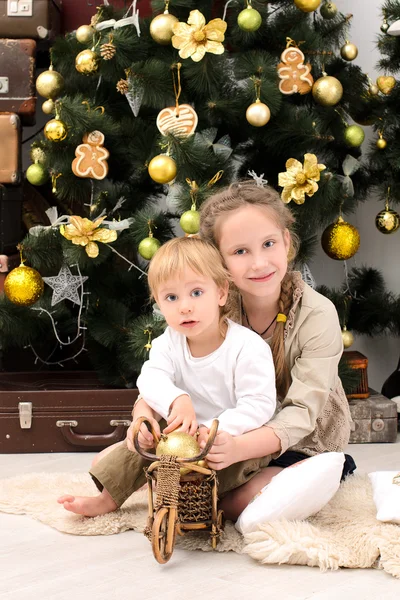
top-left (90, 439), bottom-right (272, 508)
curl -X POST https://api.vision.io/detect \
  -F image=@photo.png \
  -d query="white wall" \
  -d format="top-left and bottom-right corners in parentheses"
top-left (310, 0), bottom-right (400, 390)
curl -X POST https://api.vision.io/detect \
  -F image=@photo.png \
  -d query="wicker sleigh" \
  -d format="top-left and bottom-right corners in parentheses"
top-left (133, 417), bottom-right (225, 564)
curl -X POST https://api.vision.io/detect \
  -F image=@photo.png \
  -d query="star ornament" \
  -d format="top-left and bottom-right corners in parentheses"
top-left (60, 215), bottom-right (118, 258)
top-left (278, 153), bottom-right (326, 204)
top-left (172, 10), bottom-right (227, 62)
top-left (43, 265), bottom-right (88, 306)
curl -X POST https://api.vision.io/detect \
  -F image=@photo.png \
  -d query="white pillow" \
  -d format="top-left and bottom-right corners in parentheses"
top-left (368, 470), bottom-right (400, 524)
top-left (235, 452), bottom-right (345, 534)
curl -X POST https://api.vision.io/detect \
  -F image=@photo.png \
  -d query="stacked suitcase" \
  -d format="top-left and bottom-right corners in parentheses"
top-left (0, 1), bottom-right (61, 284)
top-left (0, 4), bottom-right (138, 453)
top-left (343, 351), bottom-right (398, 444)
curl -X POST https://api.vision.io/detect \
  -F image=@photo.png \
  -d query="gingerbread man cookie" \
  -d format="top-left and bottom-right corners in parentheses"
top-left (277, 47), bottom-right (314, 95)
top-left (72, 131), bottom-right (110, 180)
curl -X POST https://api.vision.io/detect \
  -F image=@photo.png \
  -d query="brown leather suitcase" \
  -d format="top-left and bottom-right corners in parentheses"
top-left (0, 113), bottom-right (21, 185)
top-left (0, 0), bottom-right (61, 40)
top-left (0, 184), bottom-right (23, 255)
top-left (0, 39), bottom-right (36, 125)
top-left (21, 179), bottom-right (52, 231)
top-left (0, 371), bottom-right (137, 453)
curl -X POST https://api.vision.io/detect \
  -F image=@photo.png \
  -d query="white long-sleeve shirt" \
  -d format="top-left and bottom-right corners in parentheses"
top-left (136, 320), bottom-right (276, 436)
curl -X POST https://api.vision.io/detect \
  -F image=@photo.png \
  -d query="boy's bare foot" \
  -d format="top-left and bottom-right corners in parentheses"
top-left (57, 488), bottom-right (118, 517)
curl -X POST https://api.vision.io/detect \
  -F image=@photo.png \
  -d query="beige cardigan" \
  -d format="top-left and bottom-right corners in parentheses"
top-left (259, 272), bottom-right (352, 458)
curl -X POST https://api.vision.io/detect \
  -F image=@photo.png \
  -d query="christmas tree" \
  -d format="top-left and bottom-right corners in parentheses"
top-left (1, 0), bottom-right (398, 388)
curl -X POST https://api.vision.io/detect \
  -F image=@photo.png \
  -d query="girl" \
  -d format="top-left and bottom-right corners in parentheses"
top-left (198, 180), bottom-right (355, 519)
top-left (58, 236), bottom-right (277, 516)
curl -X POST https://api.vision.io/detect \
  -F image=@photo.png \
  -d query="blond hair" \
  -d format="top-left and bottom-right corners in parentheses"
top-left (200, 180), bottom-right (299, 399)
top-left (147, 237), bottom-right (230, 325)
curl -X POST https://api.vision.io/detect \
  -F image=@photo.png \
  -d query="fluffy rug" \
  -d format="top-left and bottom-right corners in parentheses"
top-left (1, 472), bottom-right (399, 578)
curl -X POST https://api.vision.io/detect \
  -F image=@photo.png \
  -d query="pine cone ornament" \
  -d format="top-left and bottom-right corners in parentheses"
top-left (116, 79), bottom-right (129, 94)
top-left (100, 41), bottom-right (116, 60)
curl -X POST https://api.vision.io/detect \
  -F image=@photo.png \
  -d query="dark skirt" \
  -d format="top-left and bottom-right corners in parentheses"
top-left (269, 450), bottom-right (357, 481)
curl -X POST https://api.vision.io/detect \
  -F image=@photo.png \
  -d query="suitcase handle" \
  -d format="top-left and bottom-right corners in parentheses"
top-left (56, 419), bottom-right (131, 447)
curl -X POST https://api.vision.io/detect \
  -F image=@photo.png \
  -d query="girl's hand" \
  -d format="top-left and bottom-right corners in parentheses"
top-left (163, 394), bottom-right (198, 435)
top-left (126, 417), bottom-right (161, 452)
top-left (198, 429), bottom-right (238, 470)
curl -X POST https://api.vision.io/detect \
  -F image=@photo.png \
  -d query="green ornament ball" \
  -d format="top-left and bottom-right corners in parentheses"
top-left (344, 124), bottom-right (365, 148)
top-left (26, 163), bottom-right (49, 186)
top-left (320, 2), bottom-right (337, 19)
top-left (138, 236), bottom-right (161, 260)
top-left (237, 7), bottom-right (262, 32)
top-left (180, 210), bottom-right (200, 235)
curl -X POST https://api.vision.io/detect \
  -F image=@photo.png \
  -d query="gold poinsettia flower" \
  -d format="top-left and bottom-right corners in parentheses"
top-left (172, 9), bottom-right (227, 63)
top-left (60, 215), bottom-right (117, 258)
top-left (278, 153), bottom-right (326, 204)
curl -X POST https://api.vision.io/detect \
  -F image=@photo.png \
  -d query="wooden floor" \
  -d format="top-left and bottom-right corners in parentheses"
top-left (1, 438), bottom-right (400, 600)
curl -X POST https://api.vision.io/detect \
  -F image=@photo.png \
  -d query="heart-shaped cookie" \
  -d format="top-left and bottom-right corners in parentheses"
top-left (376, 75), bottom-right (396, 95)
top-left (156, 104), bottom-right (198, 137)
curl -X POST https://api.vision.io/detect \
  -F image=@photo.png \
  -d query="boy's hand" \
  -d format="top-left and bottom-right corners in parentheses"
top-left (126, 417), bottom-right (161, 452)
top-left (163, 394), bottom-right (198, 435)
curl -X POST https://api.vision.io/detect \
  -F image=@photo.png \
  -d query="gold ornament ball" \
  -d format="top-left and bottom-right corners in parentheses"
top-left (344, 124), bottom-right (365, 147)
top-left (312, 75), bottom-right (343, 106)
top-left (44, 119), bottom-right (68, 142)
top-left (369, 83), bottom-right (380, 96)
top-left (320, 2), bottom-right (337, 19)
top-left (148, 154), bottom-right (177, 184)
top-left (76, 24), bottom-right (94, 44)
top-left (294, 0), bottom-right (321, 13)
top-left (150, 12), bottom-right (179, 45)
top-left (342, 327), bottom-right (354, 349)
top-left (4, 264), bottom-right (44, 307)
top-left (381, 21), bottom-right (389, 34)
top-left (375, 208), bottom-right (400, 234)
top-left (42, 99), bottom-right (55, 115)
top-left (36, 68), bottom-right (65, 100)
top-left (237, 7), bottom-right (262, 32)
top-left (75, 49), bottom-right (98, 74)
top-left (321, 216), bottom-right (360, 260)
top-left (340, 42), bottom-right (358, 61)
top-left (138, 236), bottom-right (161, 260)
top-left (376, 137), bottom-right (387, 150)
top-left (156, 431), bottom-right (201, 475)
top-left (180, 210), bottom-right (200, 234)
top-left (246, 100), bottom-right (271, 127)
top-left (26, 163), bottom-right (48, 186)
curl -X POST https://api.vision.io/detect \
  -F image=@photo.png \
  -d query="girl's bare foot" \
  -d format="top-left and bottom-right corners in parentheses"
top-left (57, 488), bottom-right (117, 517)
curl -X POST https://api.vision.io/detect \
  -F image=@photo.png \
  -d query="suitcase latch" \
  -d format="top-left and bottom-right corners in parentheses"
top-left (7, 1), bottom-right (33, 17)
top-left (0, 77), bottom-right (9, 94)
top-left (18, 402), bottom-right (32, 429)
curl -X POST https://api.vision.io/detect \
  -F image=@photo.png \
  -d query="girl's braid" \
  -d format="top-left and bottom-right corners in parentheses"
top-left (270, 273), bottom-right (295, 399)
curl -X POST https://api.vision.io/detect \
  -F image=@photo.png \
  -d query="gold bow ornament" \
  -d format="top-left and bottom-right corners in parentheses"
top-left (171, 9), bottom-right (226, 62)
top-left (278, 153), bottom-right (326, 204)
top-left (60, 215), bottom-right (118, 258)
